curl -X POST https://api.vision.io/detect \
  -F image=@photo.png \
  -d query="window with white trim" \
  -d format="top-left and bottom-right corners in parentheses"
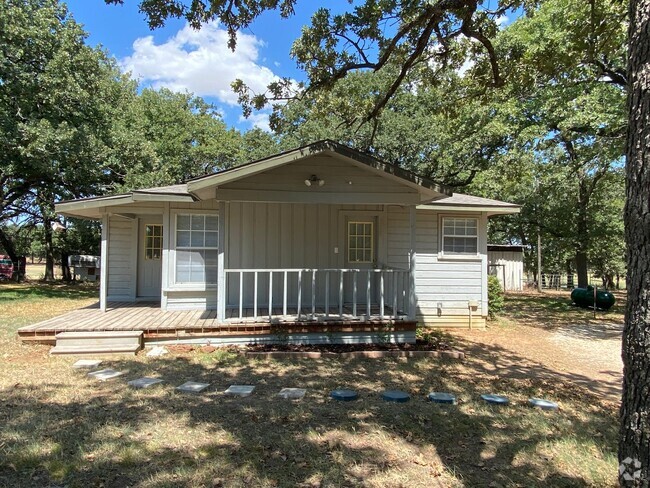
top-left (144, 224), bottom-right (162, 260)
top-left (175, 214), bottom-right (218, 284)
top-left (347, 221), bottom-right (374, 263)
top-left (442, 217), bottom-right (478, 254)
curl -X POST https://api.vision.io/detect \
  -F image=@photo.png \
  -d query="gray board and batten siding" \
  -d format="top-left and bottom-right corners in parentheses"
top-left (102, 199), bottom-right (489, 328)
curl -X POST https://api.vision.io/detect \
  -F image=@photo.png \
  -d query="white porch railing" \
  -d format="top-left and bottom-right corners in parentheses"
top-left (224, 268), bottom-right (411, 321)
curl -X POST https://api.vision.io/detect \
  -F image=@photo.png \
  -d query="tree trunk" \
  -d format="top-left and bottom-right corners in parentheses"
top-left (576, 182), bottom-right (590, 288)
top-left (619, 0), bottom-right (650, 484)
top-left (42, 217), bottom-right (55, 282)
top-left (0, 227), bottom-right (23, 281)
top-left (565, 259), bottom-right (573, 289)
top-left (61, 251), bottom-right (71, 281)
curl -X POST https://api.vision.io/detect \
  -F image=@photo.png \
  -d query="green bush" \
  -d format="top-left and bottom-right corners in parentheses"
top-left (487, 275), bottom-right (504, 319)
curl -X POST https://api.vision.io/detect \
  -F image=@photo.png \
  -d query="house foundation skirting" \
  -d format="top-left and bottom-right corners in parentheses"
top-left (144, 331), bottom-right (416, 346)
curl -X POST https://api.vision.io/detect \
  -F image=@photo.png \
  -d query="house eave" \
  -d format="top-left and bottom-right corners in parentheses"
top-left (416, 204), bottom-right (521, 216)
top-left (55, 192), bottom-right (196, 219)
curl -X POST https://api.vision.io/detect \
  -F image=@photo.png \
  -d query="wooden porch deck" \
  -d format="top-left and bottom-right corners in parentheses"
top-left (17, 302), bottom-right (415, 344)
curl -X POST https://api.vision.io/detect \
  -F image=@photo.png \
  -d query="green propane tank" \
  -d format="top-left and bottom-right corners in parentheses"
top-left (570, 286), bottom-right (616, 310)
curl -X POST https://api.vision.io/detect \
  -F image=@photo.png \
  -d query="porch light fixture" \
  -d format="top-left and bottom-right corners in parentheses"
top-left (52, 221), bottom-right (66, 232)
top-left (304, 174), bottom-right (325, 187)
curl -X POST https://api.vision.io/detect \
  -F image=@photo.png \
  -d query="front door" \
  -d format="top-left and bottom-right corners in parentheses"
top-left (137, 218), bottom-right (163, 299)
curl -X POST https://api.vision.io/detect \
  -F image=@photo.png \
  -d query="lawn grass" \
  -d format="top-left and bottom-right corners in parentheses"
top-left (0, 284), bottom-right (619, 487)
top-left (500, 289), bottom-right (625, 330)
top-left (0, 282), bottom-right (98, 333)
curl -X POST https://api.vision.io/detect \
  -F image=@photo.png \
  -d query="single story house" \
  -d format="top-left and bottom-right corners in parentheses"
top-left (56, 141), bottom-right (520, 337)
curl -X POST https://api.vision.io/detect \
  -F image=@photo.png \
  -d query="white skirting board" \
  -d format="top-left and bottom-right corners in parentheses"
top-left (144, 331), bottom-right (416, 346)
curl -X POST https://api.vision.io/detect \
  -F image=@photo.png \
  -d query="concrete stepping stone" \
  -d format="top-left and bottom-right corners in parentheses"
top-left (278, 388), bottom-right (306, 400)
top-left (146, 346), bottom-right (169, 357)
top-left (87, 369), bottom-right (124, 381)
top-left (224, 385), bottom-right (255, 397)
top-left (330, 389), bottom-right (359, 402)
top-left (382, 390), bottom-right (410, 403)
top-left (481, 394), bottom-right (509, 405)
top-left (176, 381), bottom-right (210, 393)
top-left (428, 392), bottom-right (457, 405)
top-left (128, 377), bottom-right (164, 389)
top-left (528, 398), bottom-right (559, 410)
top-left (73, 359), bottom-right (102, 369)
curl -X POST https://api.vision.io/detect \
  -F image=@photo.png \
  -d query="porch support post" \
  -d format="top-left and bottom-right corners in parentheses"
top-left (217, 201), bottom-right (227, 322)
top-left (161, 203), bottom-right (170, 310)
top-left (408, 205), bottom-right (417, 320)
top-left (99, 214), bottom-right (109, 312)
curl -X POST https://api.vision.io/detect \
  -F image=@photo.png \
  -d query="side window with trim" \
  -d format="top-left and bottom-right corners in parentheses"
top-left (442, 217), bottom-right (478, 254)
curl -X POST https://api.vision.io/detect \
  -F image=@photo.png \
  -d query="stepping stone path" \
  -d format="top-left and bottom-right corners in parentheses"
top-left (528, 398), bottom-right (559, 411)
top-left (88, 369), bottom-right (124, 381)
top-left (330, 389), bottom-right (359, 402)
top-left (278, 388), bottom-right (306, 400)
top-left (224, 385), bottom-right (255, 397)
top-left (71, 358), bottom-right (560, 413)
top-left (128, 377), bottom-right (164, 389)
top-left (481, 394), bottom-right (509, 405)
top-left (176, 381), bottom-right (210, 393)
top-left (428, 392), bottom-right (457, 405)
top-left (382, 390), bottom-right (410, 403)
top-left (73, 359), bottom-right (102, 369)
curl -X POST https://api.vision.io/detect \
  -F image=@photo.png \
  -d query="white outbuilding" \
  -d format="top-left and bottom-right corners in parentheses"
top-left (487, 244), bottom-right (525, 291)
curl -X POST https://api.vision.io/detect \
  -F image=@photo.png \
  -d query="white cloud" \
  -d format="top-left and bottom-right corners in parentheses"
top-left (120, 22), bottom-right (282, 105)
top-left (239, 111), bottom-right (272, 132)
top-left (496, 15), bottom-right (509, 27)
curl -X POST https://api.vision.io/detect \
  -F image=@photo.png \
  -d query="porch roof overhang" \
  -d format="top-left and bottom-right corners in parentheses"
top-left (55, 184), bottom-right (196, 219)
top-left (417, 193), bottom-right (521, 217)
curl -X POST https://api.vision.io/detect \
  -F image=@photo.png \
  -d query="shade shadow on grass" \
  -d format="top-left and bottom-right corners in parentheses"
top-left (0, 347), bottom-right (617, 488)
top-left (0, 282), bottom-right (99, 302)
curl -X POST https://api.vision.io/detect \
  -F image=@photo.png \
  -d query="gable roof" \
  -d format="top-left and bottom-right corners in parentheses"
top-left (55, 141), bottom-right (520, 218)
top-left (187, 140), bottom-right (452, 197)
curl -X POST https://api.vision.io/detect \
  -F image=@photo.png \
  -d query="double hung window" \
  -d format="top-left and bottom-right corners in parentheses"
top-left (175, 214), bottom-right (218, 284)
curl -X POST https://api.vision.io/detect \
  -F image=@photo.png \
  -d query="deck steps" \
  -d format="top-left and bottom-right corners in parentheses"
top-left (51, 331), bottom-right (143, 356)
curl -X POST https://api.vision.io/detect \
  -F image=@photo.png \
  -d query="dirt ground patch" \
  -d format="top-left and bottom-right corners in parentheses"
top-left (450, 290), bottom-right (624, 402)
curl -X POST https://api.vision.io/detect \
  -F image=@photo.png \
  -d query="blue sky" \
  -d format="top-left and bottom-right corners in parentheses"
top-left (64, 0), bottom-right (349, 132)
top-left (63, 1), bottom-right (513, 132)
